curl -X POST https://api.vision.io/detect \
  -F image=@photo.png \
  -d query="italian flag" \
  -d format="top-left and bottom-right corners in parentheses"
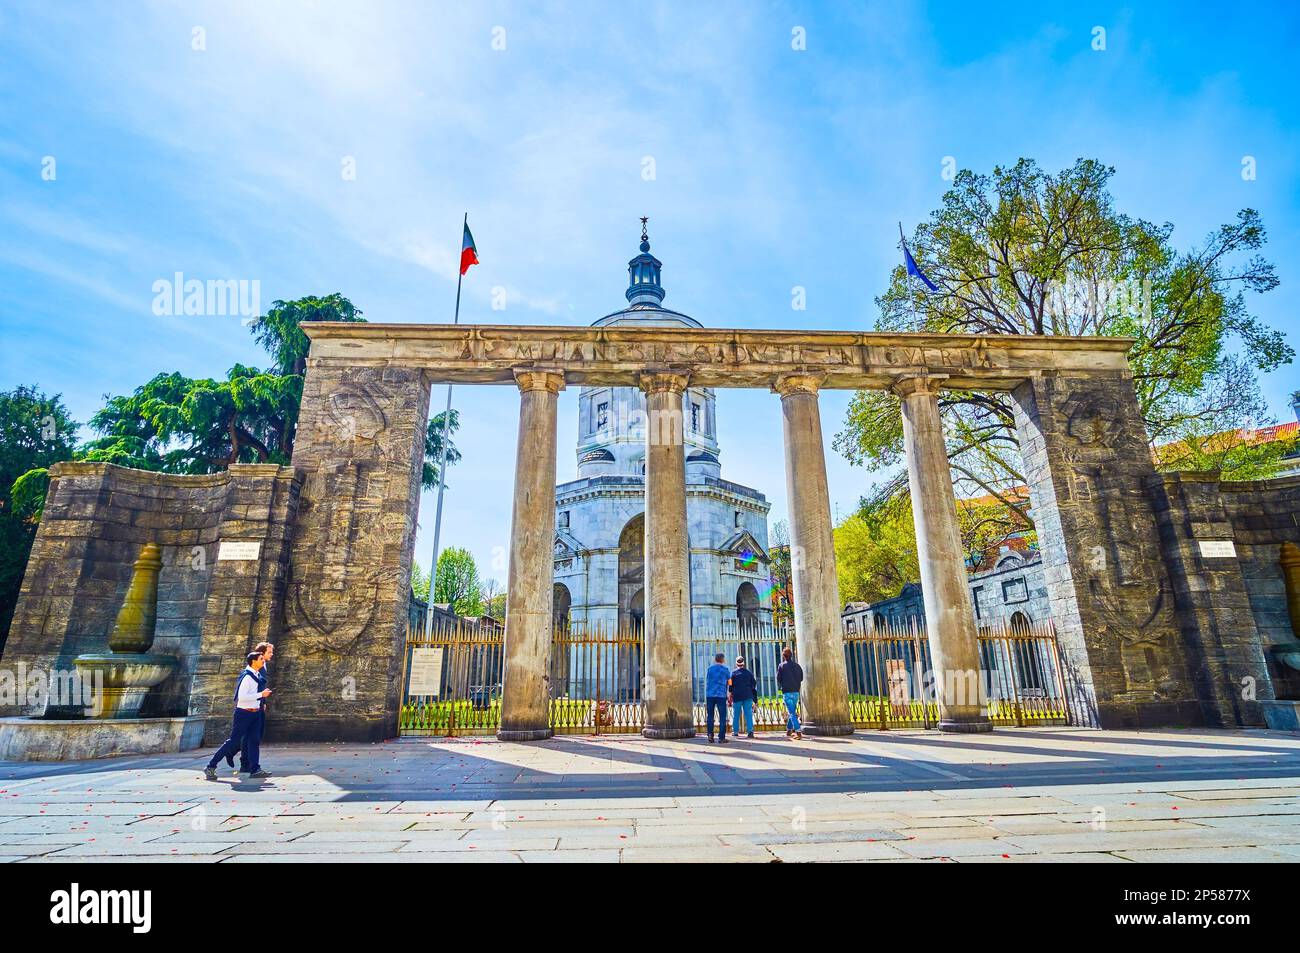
top-left (460, 221), bottom-right (479, 276)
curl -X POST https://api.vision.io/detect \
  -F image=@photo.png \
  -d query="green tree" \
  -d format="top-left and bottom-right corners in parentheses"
top-left (0, 387), bottom-right (76, 646)
top-left (249, 293), bottom-right (364, 377)
top-left (80, 366), bottom-right (302, 471)
top-left (835, 158), bottom-right (1292, 522)
top-left (767, 519), bottom-right (794, 627)
top-left (833, 501), bottom-right (920, 606)
top-left (422, 409), bottom-right (461, 490)
top-left (410, 561), bottom-right (431, 602)
top-left (433, 547), bottom-right (484, 616)
top-left (13, 293), bottom-right (460, 518)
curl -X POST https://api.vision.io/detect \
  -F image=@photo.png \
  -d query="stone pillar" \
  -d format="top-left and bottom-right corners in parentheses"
top-left (279, 363), bottom-right (431, 742)
top-left (640, 371), bottom-right (695, 739)
top-left (1012, 371), bottom-right (1201, 728)
top-left (774, 374), bottom-right (853, 735)
top-left (498, 369), bottom-right (565, 741)
top-left (893, 375), bottom-right (991, 733)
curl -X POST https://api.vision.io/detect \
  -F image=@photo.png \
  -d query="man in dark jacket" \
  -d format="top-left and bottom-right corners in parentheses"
top-left (777, 647), bottom-right (803, 740)
top-left (704, 652), bottom-right (730, 743)
top-left (236, 641), bottom-right (274, 774)
top-left (728, 656), bottom-right (758, 739)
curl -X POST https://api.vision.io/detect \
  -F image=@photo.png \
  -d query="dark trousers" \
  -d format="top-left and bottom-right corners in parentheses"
top-left (238, 709), bottom-right (265, 772)
top-left (208, 708), bottom-right (260, 771)
top-left (706, 696), bottom-right (728, 739)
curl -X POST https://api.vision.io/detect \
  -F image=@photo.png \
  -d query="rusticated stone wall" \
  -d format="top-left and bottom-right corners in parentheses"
top-left (1150, 472), bottom-right (1300, 706)
top-left (1, 463), bottom-right (300, 726)
top-left (273, 363), bottom-right (431, 742)
top-left (1013, 371), bottom-right (1199, 728)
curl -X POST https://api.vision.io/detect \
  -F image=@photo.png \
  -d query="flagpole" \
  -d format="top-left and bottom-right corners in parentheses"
top-left (423, 212), bottom-right (467, 638)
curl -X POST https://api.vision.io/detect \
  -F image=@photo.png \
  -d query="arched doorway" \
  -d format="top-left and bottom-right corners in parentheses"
top-left (617, 514), bottom-right (645, 634)
top-left (736, 581), bottom-right (760, 632)
top-left (615, 516), bottom-right (646, 701)
top-left (1008, 611), bottom-right (1044, 691)
top-left (628, 587), bottom-right (645, 634)
top-left (553, 583), bottom-right (571, 632)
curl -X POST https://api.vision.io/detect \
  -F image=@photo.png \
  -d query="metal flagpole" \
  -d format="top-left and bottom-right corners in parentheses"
top-left (423, 212), bottom-right (467, 638)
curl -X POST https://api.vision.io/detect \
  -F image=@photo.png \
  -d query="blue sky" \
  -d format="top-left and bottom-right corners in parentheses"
top-left (2, 1), bottom-right (1297, 582)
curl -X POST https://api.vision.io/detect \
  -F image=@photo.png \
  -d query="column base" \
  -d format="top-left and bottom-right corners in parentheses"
top-left (496, 727), bottom-right (553, 742)
top-left (938, 718), bottom-right (993, 733)
top-left (800, 723), bottom-right (855, 737)
top-left (642, 726), bottom-right (696, 740)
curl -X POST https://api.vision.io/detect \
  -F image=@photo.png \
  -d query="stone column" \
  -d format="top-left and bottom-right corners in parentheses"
top-left (640, 371), bottom-right (695, 739)
top-left (774, 374), bottom-right (853, 735)
top-left (498, 369), bottom-right (565, 741)
top-left (893, 375), bottom-right (991, 733)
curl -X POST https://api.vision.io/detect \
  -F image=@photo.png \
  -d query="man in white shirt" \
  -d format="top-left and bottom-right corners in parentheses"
top-left (204, 652), bottom-right (273, 781)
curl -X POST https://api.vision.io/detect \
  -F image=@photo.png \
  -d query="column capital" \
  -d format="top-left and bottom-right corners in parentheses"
top-left (638, 370), bottom-right (690, 395)
top-left (890, 373), bottom-right (950, 399)
top-left (513, 368), bottom-right (566, 394)
top-left (772, 373), bottom-right (825, 398)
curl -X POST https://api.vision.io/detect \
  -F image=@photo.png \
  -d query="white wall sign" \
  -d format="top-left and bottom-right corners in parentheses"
top-left (1198, 539), bottom-right (1237, 558)
top-left (407, 646), bottom-right (445, 697)
top-left (217, 541), bottom-right (262, 561)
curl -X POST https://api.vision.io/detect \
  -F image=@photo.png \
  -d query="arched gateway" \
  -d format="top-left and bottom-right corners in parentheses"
top-left (268, 303), bottom-right (1271, 742)
top-left (3, 246), bottom-right (1279, 744)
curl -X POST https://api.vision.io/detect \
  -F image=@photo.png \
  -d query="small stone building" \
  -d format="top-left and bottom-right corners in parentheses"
top-left (842, 550), bottom-right (1051, 636)
top-left (552, 228), bottom-right (773, 637)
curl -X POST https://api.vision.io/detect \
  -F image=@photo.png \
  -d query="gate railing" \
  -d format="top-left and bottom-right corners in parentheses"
top-left (398, 617), bottom-right (1074, 736)
top-left (844, 616), bottom-right (1073, 728)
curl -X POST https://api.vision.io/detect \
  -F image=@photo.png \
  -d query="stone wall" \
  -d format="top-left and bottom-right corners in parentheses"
top-left (1150, 472), bottom-right (1300, 706)
top-left (842, 553), bottom-right (1052, 635)
top-left (1, 462), bottom-right (300, 731)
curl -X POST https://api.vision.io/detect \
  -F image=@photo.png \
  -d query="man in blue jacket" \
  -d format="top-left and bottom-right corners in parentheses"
top-left (704, 652), bottom-right (730, 743)
top-left (729, 656), bottom-right (758, 739)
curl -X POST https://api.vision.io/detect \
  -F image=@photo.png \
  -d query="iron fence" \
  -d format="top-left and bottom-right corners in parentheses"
top-left (397, 616), bottom-right (1075, 736)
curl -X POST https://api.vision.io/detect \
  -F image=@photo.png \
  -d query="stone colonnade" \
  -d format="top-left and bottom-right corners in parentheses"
top-left (275, 324), bottom-right (1213, 740)
top-left (496, 367), bottom-right (989, 739)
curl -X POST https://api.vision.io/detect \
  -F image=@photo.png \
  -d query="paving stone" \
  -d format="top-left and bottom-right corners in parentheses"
top-left (895, 838), bottom-right (1031, 859)
top-left (6, 730), bottom-right (1300, 862)
top-left (766, 841), bottom-right (909, 862)
top-left (1112, 846), bottom-right (1300, 862)
top-left (518, 849), bottom-right (623, 863)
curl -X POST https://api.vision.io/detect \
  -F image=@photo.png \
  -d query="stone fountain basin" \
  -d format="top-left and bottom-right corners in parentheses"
top-left (72, 653), bottom-right (178, 719)
top-left (73, 653), bottom-right (178, 688)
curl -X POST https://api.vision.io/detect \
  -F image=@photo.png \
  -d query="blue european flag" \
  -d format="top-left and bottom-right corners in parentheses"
top-left (903, 242), bottom-right (939, 293)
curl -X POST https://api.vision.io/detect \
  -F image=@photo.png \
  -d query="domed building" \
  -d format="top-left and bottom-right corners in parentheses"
top-left (552, 222), bottom-right (773, 637)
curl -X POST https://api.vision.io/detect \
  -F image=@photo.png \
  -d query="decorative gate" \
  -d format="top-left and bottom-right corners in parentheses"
top-left (844, 617), bottom-right (1075, 728)
top-left (399, 620), bottom-right (505, 736)
top-left (398, 617), bottom-right (1075, 736)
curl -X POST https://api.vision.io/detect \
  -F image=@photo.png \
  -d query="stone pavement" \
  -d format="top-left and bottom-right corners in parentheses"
top-left (2, 727), bottom-right (1300, 863)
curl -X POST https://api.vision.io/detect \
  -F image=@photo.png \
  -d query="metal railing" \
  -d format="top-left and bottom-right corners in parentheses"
top-left (397, 617), bottom-right (1074, 736)
top-left (843, 616), bottom-right (1073, 728)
